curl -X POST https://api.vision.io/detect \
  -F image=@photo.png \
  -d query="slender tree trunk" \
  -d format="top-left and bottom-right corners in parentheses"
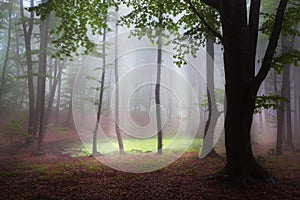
top-left (92, 19), bottom-right (107, 156)
top-left (293, 67), bottom-right (299, 137)
top-left (276, 72), bottom-right (285, 155)
top-left (65, 95), bottom-right (73, 125)
top-left (295, 67), bottom-right (300, 136)
top-left (44, 59), bottom-right (66, 124)
top-left (281, 36), bottom-right (295, 150)
top-left (20, 0), bottom-right (35, 147)
top-left (36, 16), bottom-right (50, 154)
top-left (48, 59), bottom-right (53, 93)
top-left (0, 1), bottom-right (12, 106)
top-left (114, 23), bottom-right (125, 154)
top-left (156, 32), bottom-right (163, 154)
top-left (200, 38), bottom-right (221, 158)
top-left (55, 66), bottom-right (62, 124)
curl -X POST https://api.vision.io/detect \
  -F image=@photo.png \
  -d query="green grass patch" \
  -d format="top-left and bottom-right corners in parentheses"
top-left (62, 137), bottom-right (202, 157)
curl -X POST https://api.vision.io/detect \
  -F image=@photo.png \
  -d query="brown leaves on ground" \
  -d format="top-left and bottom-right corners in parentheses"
top-left (0, 149), bottom-right (300, 200)
top-left (0, 128), bottom-right (299, 199)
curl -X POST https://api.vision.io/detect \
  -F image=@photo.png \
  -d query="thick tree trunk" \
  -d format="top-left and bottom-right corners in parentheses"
top-left (218, 0), bottom-right (283, 183)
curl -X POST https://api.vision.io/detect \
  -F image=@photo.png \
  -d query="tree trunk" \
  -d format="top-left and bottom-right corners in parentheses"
top-left (156, 32), bottom-right (163, 154)
top-left (200, 38), bottom-right (221, 158)
top-left (276, 70), bottom-right (284, 155)
top-left (218, 0), bottom-right (286, 183)
top-left (55, 65), bottom-right (62, 124)
top-left (20, 0), bottom-right (35, 147)
top-left (0, 1), bottom-right (12, 106)
top-left (114, 23), bottom-right (125, 154)
top-left (92, 20), bottom-right (107, 156)
top-left (281, 36), bottom-right (295, 150)
top-left (44, 59), bottom-right (66, 124)
top-left (36, 16), bottom-right (50, 154)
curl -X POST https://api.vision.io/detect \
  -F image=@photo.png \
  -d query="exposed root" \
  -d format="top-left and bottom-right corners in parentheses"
top-left (206, 150), bottom-right (226, 162)
top-left (219, 161), bottom-right (277, 186)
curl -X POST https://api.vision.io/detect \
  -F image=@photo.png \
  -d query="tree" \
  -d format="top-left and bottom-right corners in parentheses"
top-left (200, 38), bottom-right (222, 159)
top-left (35, 13), bottom-right (51, 154)
top-left (113, 22), bottom-right (125, 154)
top-left (182, 0), bottom-right (292, 183)
top-left (0, 0), bottom-right (12, 106)
top-left (92, 17), bottom-right (108, 156)
top-left (20, 0), bottom-right (35, 146)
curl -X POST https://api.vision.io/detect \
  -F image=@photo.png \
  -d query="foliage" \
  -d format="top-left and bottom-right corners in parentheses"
top-left (121, 0), bottom-right (220, 66)
top-left (261, 0), bottom-right (300, 37)
top-left (271, 48), bottom-right (300, 73)
top-left (254, 94), bottom-right (289, 114)
top-left (28, 0), bottom-right (116, 58)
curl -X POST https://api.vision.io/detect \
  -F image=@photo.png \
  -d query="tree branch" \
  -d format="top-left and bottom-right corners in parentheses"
top-left (254, 0), bottom-right (288, 90)
top-left (248, 0), bottom-right (261, 68)
top-left (184, 0), bottom-right (224, 44)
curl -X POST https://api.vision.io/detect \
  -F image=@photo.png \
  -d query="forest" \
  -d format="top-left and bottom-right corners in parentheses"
top-left (0, 0), bottom-right (300, 199)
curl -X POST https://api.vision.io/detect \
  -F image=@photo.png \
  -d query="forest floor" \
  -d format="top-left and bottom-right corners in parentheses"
top-left (0, 124), bottom-right (300, 200)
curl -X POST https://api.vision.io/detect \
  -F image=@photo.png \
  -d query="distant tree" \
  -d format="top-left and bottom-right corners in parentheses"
top-left (20, 0), bottom-right (35, 146)
top-left (0, 0), bottom-right (12, 106)
top-left (35, 14), bottom-right (51, 154)
top-left (92, 17), bottom-right (108, 156)
top-left (200, 38), bottom-right (222, 159)
top-left (113, 22), bottom-right (125, 154)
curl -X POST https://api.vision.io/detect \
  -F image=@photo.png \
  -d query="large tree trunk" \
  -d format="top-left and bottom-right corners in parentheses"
top-left (217, 0), bottom-right (287, 183)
